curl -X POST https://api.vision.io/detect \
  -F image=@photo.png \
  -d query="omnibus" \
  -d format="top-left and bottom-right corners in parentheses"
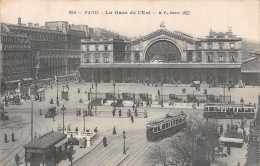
top-left (203, 103), bottom-right (255, 119)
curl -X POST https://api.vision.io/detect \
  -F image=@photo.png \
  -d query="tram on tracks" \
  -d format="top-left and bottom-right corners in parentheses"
top-left (203, 103), bottom-right (256, 119)
top-left (146, 112), bottom-right (187, 141)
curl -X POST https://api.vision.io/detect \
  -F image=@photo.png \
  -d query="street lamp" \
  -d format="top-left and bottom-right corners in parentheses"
top-left (55, 76), bottom-right (59, 106)
top-left (123, 131), bottom-right (126, 154)
top-left (30, 90), bottom-right (35, 141)
top-left (61, 105), bottom-right (66, 134)
top-left (161, 82), bottom-right (164, 107)
top-left (83, 113), bottom-right (86, 132)
top-left (113, 81), bottom-right (116, 108)
top-left (95, 82), bottom-right (98, 116)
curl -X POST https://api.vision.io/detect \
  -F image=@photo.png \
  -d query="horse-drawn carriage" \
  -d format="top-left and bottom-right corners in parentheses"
top-left (45, 107), bottom-right (57, 118)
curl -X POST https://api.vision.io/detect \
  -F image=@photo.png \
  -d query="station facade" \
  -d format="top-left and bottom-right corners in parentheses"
top-left (79, 26), bottom-right (243, 84)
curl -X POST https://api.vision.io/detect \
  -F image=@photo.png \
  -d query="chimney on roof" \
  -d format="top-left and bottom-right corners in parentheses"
top-left (28, 22), bottom-right (33, 27)
top-left (18, 17), bottom-right (21, 25)
top-left (34, 23), bottom-right (39, 28)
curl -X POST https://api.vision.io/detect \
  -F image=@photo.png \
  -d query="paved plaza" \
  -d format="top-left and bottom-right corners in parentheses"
top-left (1, 82), bottom-right (259, 166)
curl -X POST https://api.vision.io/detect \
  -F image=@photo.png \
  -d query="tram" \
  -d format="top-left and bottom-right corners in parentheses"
top-left (146, 112), bottom-right (187, 141)
top-left (203, 103), bottom-right (255, 119)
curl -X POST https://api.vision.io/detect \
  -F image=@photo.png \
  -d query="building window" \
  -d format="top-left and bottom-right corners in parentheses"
top-left (196, 52), bottom-right (202, 62)
top-left (206, 52), bottom-right (214, 62)
top-left (229, 52), bottom-right (236, 62)
top-left (94, 53), bottom-right (100, 63)
top-left (104, 45), bottom-right (108, 51)
top-left (217, 52), bottom-right (225, 62)
top-left (218, 56), bottom-right (224, 62)
top-left (208, 43), bottom-right (213, 49)
top-left (187, 52), bottom-right (192, 62)
top-left (104, 57), bottom-right (109, 63)
top-left (218, 43), bottom-right (224, 49)
top-left (230, 43), bottom-right (235, 49)
top-left (95, 45), bottom-right (99, 51)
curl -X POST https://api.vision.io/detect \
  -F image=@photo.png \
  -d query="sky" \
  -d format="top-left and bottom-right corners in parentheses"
top-left (1, 0), bottom-right (259, 41)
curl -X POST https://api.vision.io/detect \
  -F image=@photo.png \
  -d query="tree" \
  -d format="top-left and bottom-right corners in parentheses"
top-left (147, 114), bottom-right (220, 166)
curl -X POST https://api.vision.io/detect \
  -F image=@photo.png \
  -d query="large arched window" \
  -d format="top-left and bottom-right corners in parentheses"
top-left (145, 40), bottom-right (181, 62)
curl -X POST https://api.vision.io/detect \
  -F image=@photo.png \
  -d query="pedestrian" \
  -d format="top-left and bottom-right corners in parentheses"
top-left (119, 109), bottom-right (122, 117)
top-left (94, 127), bottom-right (98, 132)
top-left (131, 115), bottom-right (134, 123)
top-left (220, 124), bottom-right (223, 135)
top-left (103, 137), bottom-right (107, 147)
top-left (132, 104), bottom-right (135, 112)
top-left (243, 129), bottom-right (246, 136)
top-left (227, 144), bottom-right (231, 155)
top-left (144, 110), bottom-right (147, 118)
top-left (52, 114), bottom-right (55, 121)
top-left (127, 109), bottom-right (131, 117)
top-left (15, 154), bottom-right (20, 166)
top-left (4, 133), bottom-right (7, 143)
top-left (75, 127), bottom-right (79, 131)
top-left (11, 132), bottom-right (15, 142)
top-left (112, 108), bottom-right (116, 117)
top-left (51, 85), bottom-right (52, 89)
top-left (79, 109), bottom-right (81, 116)
top-left (135, 107), bottom-right (138, 117)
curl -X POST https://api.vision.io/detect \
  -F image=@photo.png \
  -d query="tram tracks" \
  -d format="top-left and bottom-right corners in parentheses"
top-left (73, 130), bottom-right (145, 166)
top-left (1, 109), bottom-right (49, 166)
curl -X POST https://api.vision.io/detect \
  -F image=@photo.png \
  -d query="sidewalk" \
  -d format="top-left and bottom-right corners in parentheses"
top-left (57, 136), bottom-right (103, 166)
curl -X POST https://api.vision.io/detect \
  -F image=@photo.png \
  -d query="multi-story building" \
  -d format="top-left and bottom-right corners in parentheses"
top-left (0, 29), bottom-right (31, 93)
top-left (79, 25), bottom-right (243, 84)
top-left (0, 18), bottom-right (87, 93)
top-left (79, 38), bottom-right (130, 82)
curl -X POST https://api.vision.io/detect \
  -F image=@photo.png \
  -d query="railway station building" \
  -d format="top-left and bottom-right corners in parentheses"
top-left (79, 25), bottom-right (243, 84)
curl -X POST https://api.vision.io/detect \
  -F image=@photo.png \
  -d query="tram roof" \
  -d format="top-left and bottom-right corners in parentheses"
top-left (205, 103), bottom-right (254, 107)
top-left (147, 112), bottom-right (186, 126)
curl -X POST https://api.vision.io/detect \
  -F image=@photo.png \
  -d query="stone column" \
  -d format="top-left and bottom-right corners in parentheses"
top-left (110, 69), bottom-right (114, 83)
top-left (132, 69), bottom-right (135, 83)
top-left (91, 69), bottom-right (94, 82)
top-left (160, 69), bottom-right (164, 83)
top-left (100, 69), bottom-right (104, 83)
top-left (226, 69), bottom-right (229, 84)
top-left (180, 69), bottom-right (184, 83)
top-left (122, 69), bottom-right (126, 83)
top-left (214, 69), bottom-right (218, 83)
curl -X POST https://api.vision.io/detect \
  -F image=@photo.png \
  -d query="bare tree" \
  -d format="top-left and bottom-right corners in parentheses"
top-left (147, 114), bottom-right (220, 166)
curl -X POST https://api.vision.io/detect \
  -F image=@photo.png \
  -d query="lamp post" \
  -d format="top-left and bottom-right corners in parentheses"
top-left (83, 113), bottom-right (86, 132)
top-left (161, 82), bottom-right (164, 107)
top-left (61, 105), bottom-right (66, 134)
top-left (95, 82), bottom-right (98, 116)
top-left (55, 76), bottom-right (59, 106)
top-left (113, 81), bottom-right (116, 108)
top-left (30, 91), bottom-right (34, 141)
top-left (123, 131), bottom-right (126, 154)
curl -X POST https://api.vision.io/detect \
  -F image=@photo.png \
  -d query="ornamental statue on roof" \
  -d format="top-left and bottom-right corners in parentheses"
top-left (160, 20), bottom-right (166, 29)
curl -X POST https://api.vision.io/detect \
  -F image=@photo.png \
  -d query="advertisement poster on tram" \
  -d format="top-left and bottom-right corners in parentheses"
top-left (0, 0), bottom-right (259, 166)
